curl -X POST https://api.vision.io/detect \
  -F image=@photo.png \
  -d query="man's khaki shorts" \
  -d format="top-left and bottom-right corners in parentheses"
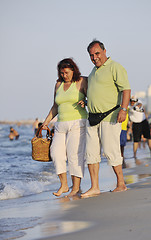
top-left (86, 120), bottom-right (123, 166)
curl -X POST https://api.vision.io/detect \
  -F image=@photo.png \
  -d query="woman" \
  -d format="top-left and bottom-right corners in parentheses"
top-left (42, 58), bottom-right (87, 197)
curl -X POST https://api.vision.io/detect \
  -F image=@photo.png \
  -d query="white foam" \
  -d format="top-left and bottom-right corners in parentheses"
top-left (0, 178), bottom-right (57, 200)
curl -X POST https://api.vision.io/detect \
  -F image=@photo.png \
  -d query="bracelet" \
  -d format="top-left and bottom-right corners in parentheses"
top-left (121, 107), bottom-right (127, 112)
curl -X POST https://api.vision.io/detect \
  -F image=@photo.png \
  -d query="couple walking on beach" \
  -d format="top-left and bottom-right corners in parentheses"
top-left (42, 40), bottom-right (131, 198)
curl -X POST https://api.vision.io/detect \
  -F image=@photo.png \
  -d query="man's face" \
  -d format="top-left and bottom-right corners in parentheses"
top-left (89, 43), bottom-right (107, 68)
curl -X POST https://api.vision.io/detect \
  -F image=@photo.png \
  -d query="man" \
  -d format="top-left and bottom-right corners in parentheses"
top-left (81, 40), bottom-right (131, 198)
top-left (32, 118), bottom-right (39, 136)
top-left (128, 96), bottom-right (151, 159)
top-left (9, 127), bottom-right (19, 140)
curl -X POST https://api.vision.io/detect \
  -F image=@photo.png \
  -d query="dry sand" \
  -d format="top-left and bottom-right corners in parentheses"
top-left (38, 156), bottom-right (151, 240)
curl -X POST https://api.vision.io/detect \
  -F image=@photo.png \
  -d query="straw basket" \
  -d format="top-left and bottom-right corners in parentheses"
top-left (31, 126), bottom-right (52, 162)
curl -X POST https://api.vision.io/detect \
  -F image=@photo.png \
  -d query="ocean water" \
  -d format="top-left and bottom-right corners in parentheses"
top-left (0, 124), bottom-right (64, 240)
top-left (0, 123), bottom-right (150, 240)
top-left (0, 124), bottom-right (60, 201)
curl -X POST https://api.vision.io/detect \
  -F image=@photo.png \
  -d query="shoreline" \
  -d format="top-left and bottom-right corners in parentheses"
top-left (20, 150), bottom-right (151, 240)
top-left (0, 120), bottom-right (37, 125)
top-left (1, 139), bottom-right (151, 240)
top-left (37, 154), bottom-right (151, 240)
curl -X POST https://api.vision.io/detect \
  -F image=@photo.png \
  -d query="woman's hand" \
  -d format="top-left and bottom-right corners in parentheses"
top-left (42, 123), bottom-right (48, 130)
top-left (78, 100), bottom-right (87, 108)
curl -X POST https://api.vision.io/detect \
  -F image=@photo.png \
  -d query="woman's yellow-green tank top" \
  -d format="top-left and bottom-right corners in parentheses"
top-left (55, 82), bottom-right (87, 122)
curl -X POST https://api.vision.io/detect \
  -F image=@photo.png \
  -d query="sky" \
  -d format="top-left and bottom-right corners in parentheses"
top-left (1, 0), bottom-right (151, 121)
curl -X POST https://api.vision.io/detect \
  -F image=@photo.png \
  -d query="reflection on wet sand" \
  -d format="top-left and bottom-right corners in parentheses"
top-left (58, 195), bottom-right (81, 203)
top-left (124, 157), bottom-right (144, 169)
top-left (41, 220), bottom-right (93, 238)
top-left (19, 220), bottom-right (93, 240)
top-left (124, 174), bottom-right (151, 185)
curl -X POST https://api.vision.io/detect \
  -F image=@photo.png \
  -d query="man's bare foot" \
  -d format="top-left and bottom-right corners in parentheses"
top-left (112, 186), bottom-right (127, 192)
top-left (81, 188), bottom-right (101, 199)
top-left (53, 186), bottom-right (69, 197)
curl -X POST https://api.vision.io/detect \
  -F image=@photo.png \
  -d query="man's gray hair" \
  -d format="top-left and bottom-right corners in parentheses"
top-left (87, 40), bottom-right (105, 53)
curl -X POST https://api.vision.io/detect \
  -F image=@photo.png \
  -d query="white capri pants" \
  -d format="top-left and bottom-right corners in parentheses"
top-left (86, 120), bottom-right (123, 166)
top-left (50, 119), bottom-right (86, 178)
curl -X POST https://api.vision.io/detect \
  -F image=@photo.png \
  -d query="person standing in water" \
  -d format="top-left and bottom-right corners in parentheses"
top-left (81, 40), bottom-right (131, 198)
top-left (9, 127), bottom-right (19, 140)
top-left (42, 58), bottom-right (87, 197)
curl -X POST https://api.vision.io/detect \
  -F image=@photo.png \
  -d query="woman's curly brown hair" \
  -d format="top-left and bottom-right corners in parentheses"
top-left (57, 58), bottom-right (81, 82)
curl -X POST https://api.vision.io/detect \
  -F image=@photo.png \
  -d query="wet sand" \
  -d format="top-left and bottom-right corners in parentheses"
top-left (36, 155), bottom-right (151, 240)
top-left (9, 142), bottom-right (150, 240)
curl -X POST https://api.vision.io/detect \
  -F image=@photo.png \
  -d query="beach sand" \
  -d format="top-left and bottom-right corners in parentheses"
top-left (3, 142), bottom-right (151, 240)
top-left (16, 146), bottom-right (151, 240)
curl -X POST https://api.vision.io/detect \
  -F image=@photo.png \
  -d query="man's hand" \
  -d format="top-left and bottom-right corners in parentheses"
top-left (117, 109), bottom-right (127, 123)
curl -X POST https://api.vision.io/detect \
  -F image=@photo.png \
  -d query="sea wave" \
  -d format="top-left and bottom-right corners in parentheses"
top-left (0, 173), bottom-right (58, 200)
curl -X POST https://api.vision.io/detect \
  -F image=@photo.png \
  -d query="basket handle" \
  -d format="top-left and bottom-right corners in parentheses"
top-left (36, 125), bottom-right (51, 138)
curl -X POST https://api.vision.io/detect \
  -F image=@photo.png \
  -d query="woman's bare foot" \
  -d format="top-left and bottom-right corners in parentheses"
top-left (135, 158), bottom-right (142, 165)
top-left (112, 186), bottom-right (127, 192)
top-left (67, 189), bottom-right (81, 197)
top-left (53, 186), bottom-right (69, 197)
top-left (81, 188), bottom-right (101, 199)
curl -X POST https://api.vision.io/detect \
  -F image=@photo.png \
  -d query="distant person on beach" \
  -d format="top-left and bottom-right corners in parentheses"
top-left (126, 122), bottom-right (133, 141)
top-left (42, 58), bottom-right (87, 197)
top-left (32, 118), bottom-right (39, 135)
top-left (9, 127), bottom-right (19, 140)
top-left (120, 111), bottom-right (129, 168)
top-left (128, 96), bottom-right (151, 159)
top-left (34, 122), bottom-right (43, 137)
top-left (81, 40), bottom-right (131, 198)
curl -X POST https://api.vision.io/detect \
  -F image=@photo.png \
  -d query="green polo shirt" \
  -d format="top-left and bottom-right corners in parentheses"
top-left (87, 57), bottom-right (131, 122)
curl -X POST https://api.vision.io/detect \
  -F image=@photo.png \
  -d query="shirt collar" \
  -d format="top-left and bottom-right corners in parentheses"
top-left (103, 57), bottom-right (111, 66)
top-left (95, 57), bottom-right (111, 70)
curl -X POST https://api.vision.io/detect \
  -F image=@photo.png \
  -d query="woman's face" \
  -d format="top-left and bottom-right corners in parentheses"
top-left (60, 68), bottom-right (73, 82)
